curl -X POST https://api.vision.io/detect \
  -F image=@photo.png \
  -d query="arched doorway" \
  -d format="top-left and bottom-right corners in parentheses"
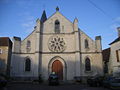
top-left (48, 56), bottom-right (67, 81)
top-left (52, 60), bottom-right (63, 80)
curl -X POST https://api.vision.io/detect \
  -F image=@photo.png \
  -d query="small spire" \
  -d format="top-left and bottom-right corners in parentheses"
top-left (74, 17), bottom-right (78, 23)
top-left (117, 27), bottom-right (120, 37)
top-left (40, 10), bottom-right (47, 23)
top-left (56, 6), bottom-right (59, 11)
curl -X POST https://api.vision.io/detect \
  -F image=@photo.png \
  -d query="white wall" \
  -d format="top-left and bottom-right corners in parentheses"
top-left (41, 54), bottom-right (75, 80)
top-left (109, 41), bottom-right (120, 76)
top-left (44, 12), bottom-right (73, 34)
top-left (11, 54), bottom-right (39, 77)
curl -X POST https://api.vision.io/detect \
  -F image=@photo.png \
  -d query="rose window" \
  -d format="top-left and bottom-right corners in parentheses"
top-left (48, 36), bottom-right (66, 52)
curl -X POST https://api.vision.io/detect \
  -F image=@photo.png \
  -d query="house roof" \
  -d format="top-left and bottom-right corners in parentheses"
top-left (109, 37), bottom-right (120, 45)
top-left (0, 37), bottom-right (12, 47)
top-left (102, 48), bottom-right (110, 62)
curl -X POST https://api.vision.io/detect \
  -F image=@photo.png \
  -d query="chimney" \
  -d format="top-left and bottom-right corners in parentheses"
top-left (117, 27), bottom-right (120, 37)
top-left (95, 36), bottom-right (102, 52)
top-left (12, 36), bottom-right (21, 53)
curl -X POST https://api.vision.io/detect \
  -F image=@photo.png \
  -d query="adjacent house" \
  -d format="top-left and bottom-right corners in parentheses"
top-left (108, 27), bottom-right (120, 77)
top-left (0, 37), bottom-right (12, 76)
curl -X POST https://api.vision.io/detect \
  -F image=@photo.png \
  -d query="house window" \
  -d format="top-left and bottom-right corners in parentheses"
top-left (0, 48), bottom-right (2, 54)
top-left (85, 39), bottom-right (89, 49)
top-left (55, 20), bottom-right (60, 33)
top-left (25, 58), bottom-right (31, 71)
top-left (26, 40), bottom-right (31, 52)
top-left (85, 58), bottom-right (91, 71)
top-left (116, 50), bottom-right (120, 62)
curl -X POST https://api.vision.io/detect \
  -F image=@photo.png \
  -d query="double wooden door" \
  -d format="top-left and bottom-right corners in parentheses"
top-left (52, 60), bottom-right (63, 80)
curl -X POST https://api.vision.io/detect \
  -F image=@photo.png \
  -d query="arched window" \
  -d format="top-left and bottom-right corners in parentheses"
top-left (27, 40), bottom-right (31, 48)
top-left (26, 40), bottom-right (31, 52)
top-left (85, 58), bottom-right (91, 71)
top-left (25, 58), bottom-right (31, 71)
top-left (55, 20), bottom-right (60, 33)
top-left (85, 39), bottom-right (89, 49)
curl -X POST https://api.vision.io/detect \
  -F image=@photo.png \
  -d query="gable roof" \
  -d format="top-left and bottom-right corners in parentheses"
top-left (21, 10), bottom-right (73, 42)
top-left (44, 11), bottom-right (73, 24)
top-left (109, 37), bottom-right (120, 45)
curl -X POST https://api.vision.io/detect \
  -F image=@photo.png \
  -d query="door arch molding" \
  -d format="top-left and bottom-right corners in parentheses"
top-left (48, 56), bottom-right (67, 81)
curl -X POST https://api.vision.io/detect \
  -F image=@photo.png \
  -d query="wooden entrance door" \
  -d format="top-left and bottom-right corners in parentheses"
top-left (52, 60), bottom-right (63, 80)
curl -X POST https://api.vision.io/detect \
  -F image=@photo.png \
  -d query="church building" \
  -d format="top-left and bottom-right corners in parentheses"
top-left (10, 7), bottom-right (103, 81)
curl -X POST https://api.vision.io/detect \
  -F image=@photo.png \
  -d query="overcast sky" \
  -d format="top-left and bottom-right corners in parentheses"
top-left (0, 0), bottom-right (120, 49)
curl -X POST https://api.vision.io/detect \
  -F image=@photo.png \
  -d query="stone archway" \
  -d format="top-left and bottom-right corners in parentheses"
top-left (48, 56), bottom-right (67, 81)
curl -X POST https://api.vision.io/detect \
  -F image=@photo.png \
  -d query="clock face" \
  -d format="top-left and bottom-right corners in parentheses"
top-left (48, 35), bottom-right (66, 52)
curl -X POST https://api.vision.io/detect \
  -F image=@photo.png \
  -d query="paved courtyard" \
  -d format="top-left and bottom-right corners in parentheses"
top-left (1, 83), bottom-right (109, 90)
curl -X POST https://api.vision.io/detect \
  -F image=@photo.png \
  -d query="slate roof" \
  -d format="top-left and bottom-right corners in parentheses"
top-left (109, 37), bottom-right (120, 45)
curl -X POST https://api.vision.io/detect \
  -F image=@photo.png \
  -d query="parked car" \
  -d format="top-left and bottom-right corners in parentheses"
top-left (0, 74), bottom-right (7, 88)
top-left (48, 72), bottom-right (59, 85)
top-left (87, 76), bottom-right (104, 87)
top-left (102, 76), bottom-right (115, 88)
top-left (109, 78), bottom-right (120, 89)
top-left (103, 77), bottom-right (120, 89)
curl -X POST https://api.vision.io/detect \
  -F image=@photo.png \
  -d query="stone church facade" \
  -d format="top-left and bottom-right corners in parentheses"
top-left (10, 8), bottom-right (103, 81)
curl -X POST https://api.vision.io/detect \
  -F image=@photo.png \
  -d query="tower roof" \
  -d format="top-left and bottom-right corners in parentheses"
top-left (40, 10), bottom-right (47, 23)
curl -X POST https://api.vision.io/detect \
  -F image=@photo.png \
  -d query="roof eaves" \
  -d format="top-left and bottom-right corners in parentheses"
top-left (109, 37), bottom-right (120, 45)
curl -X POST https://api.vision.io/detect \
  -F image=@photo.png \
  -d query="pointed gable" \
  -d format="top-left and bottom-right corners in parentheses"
top-left (43, 10), bottom-right (74, 33)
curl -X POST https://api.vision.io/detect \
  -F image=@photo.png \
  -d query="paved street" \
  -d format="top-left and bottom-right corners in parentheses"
top-left (1, 83), bottom-right (109, 90)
